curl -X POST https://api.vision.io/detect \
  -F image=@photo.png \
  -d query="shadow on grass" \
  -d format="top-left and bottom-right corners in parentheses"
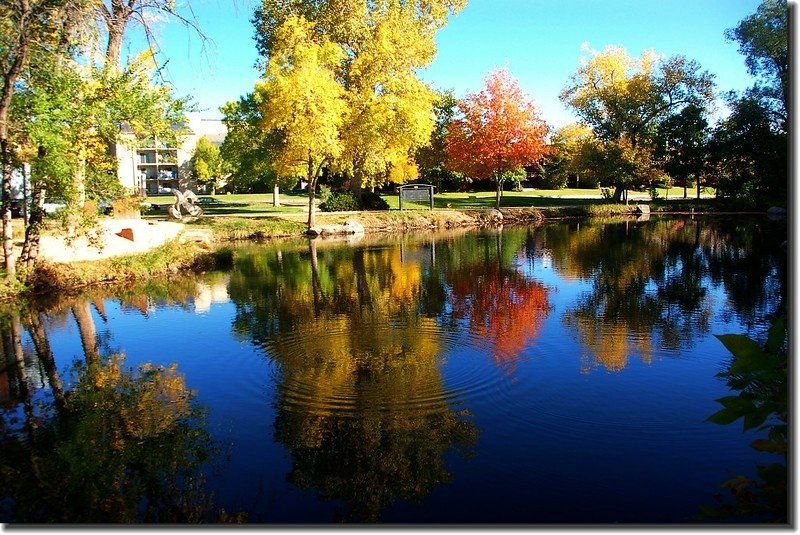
top-left (146, 202), bottom-right (304, 217)
top-left (430, 196), bottom-right (602, 209)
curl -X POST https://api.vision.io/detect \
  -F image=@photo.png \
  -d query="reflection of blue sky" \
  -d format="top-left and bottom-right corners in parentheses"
top-left (17, 225), bottom-right (780, 523)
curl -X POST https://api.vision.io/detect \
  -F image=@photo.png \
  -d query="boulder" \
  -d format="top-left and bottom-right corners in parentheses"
top-left (307, 219), bottom-right (365, 237)
top-left (767, 206), bottom-right (787, 219)
top-left (344, 219), bottom-right (365, 234)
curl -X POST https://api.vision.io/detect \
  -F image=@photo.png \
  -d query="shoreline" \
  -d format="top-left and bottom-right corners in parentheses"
top-left (2, 205), bottom-right (770, 301)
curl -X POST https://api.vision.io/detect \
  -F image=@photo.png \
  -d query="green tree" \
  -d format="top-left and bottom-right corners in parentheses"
top-left (2, 1), bottom-right (192, 281)
top-left (724, 0), bottom-right (787, 130)
top-left (189, 136), bottom-right (222, 194)
top-left (539, 123), bottom-right (596, 189)
top-left (257, 15), bottom-right (346, 228)
top-left (14, 51), bottom-right (188, 237)
top-left (415, 89), bottom-right (467, 191)
top-left (0, 0), bottom-right (90, 279)
top-left (654, 103), bottom-right (711, 199)
top-left (709, 0), bottom-right (788, 205)
top-left (560, 44), bottom-right (715, 202)
top-left (219, 92), bottom-right (296, 203)
top-left (709, 92), bottom-right (785, 204)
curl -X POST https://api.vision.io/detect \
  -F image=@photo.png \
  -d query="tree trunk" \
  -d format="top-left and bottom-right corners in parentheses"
top-left (67, 151), bottom-right (87, 236)
top-left (273, 183), bottom-right (281, 207)
top-left (101, 0), bottom-right (130, 70)
top-left (307, 154), bottom-right (316, 229)
top-left (612, 184), bottom-right (624, 203)
top-left (19, 180), bottom-right (46, 273)
top-left (353, 249), bottom-right (372, 309)
top-left (697, 175), bottom-right (701, 200)
top-left (0, 2), bottom-right (32, 280)
top-left (24, 310), bottom-right (65, 412)
top-left (72, 300), bottom-right (99, 367)
top-left (494, 176), bottom-right (502, 209)
top-left (350, 165), bottom-right (363, 201)
top-left (1, 139), bottom-right (16, 280)
top-left (105, 26), bottom-right (124, 68)
top-left (309, 239), bottom-right (322, 315)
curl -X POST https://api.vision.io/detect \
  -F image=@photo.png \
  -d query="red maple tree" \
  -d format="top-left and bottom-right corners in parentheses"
top-left (445, 69), bottom-right (550, 208)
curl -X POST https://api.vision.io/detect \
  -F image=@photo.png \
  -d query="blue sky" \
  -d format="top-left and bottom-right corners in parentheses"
top-left (140, 0), bottom-right (766, 126)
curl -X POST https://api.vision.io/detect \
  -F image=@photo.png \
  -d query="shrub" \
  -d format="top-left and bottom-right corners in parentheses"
top-left (319, 191), bottom-right (360, 212)
top-left (359, 191), bottom-right (389, 210)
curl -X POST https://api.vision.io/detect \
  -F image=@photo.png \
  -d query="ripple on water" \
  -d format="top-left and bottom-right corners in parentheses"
top-left (261, 321), bottom-right (507, 420)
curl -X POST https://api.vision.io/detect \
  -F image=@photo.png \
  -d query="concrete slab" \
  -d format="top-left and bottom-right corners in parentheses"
top-left (39, 219), bottom-right (185, 263)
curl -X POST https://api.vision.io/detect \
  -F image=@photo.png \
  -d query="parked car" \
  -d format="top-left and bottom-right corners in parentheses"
top-left (42, 198), bottom-right (66, 215)
top-left (98, 198), bottom-right (162, 216)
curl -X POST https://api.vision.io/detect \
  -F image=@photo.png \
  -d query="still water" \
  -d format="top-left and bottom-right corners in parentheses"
top-left (0, 216), bottom-right (787, 524)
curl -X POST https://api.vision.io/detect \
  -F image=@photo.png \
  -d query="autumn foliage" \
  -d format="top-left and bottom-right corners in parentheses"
top-left (448, 264), bottom-right (550, 371)
top-left (445, 69), bottom-right (550, 207)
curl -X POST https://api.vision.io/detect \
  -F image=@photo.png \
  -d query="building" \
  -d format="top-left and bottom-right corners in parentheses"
top-left (114, 113), bottom-right (226, 196)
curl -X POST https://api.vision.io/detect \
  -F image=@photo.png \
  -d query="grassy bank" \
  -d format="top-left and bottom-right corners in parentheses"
top-left (0, 197), bottom-right (764, 300)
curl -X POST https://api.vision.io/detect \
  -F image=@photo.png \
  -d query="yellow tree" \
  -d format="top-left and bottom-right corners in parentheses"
top-left (257, 15), bottom-right (346, 228)
top-left (338, 1), bottom-right (438, 193)
top-left (560, 44), bottom-right (714, 202)
top-left (253, 0), bottom-right (465, 195)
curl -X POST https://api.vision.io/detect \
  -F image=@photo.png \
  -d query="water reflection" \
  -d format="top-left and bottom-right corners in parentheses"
top-left (540, 218), bottom-right (785, 373)
top-left (444, 233), bottom-right (550, 372)
top-left (0, 303), bottom-right (223, 523)
top-left (229, 237), bottom-right (484, 521)
top-left (0, 216), bottom-right (787, 524)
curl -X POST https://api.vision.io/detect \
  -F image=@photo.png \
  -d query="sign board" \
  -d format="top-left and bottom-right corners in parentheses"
top-left (397, 183), bottom-right (435, 210)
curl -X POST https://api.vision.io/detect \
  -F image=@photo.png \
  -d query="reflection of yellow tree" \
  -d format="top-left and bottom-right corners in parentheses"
top-left (0, 302), bottom-right (227, 523)
top-left (546, 219), bottom-right (716, 373)
top-left (230, 240), bottom-right (477, 522)
top-left (564, 319), bottom-right (653, 373)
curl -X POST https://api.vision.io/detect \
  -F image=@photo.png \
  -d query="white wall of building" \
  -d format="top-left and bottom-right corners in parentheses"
top-left (114, 112), bottom-right (227, 196)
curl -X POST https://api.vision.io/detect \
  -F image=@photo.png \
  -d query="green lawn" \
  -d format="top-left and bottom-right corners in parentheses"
top-left (144, 191), bottom-right (308, 217)
top-left (381, 187), bottom-right (713, 210)
top-left (143, 187), bottom-right (715, 217)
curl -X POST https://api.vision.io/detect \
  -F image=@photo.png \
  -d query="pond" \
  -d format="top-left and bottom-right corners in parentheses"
top-left (0, 215), bottom-right (787, 524)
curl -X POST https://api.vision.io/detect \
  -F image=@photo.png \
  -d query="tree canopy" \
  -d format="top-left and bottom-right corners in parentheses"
top-left (724, 0), bottom-right (788, 129)
top-left (256, 15), bottom-right (346, 227)
top-left (189, 136), bottom-right (223, 193)
top-left (559, 44), bottom-right (715, 201)
top-left (252, 0), bottom-right (464, 194)
top-left (445, 69), bottom-right (550, 208)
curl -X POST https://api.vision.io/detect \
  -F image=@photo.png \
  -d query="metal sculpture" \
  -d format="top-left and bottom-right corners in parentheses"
top-left (168, 189), bottom-right (203, 221)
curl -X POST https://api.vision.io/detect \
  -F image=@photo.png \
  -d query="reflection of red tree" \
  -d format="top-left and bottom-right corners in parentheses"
top-left (449, 265), bottom-right (550, 370)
